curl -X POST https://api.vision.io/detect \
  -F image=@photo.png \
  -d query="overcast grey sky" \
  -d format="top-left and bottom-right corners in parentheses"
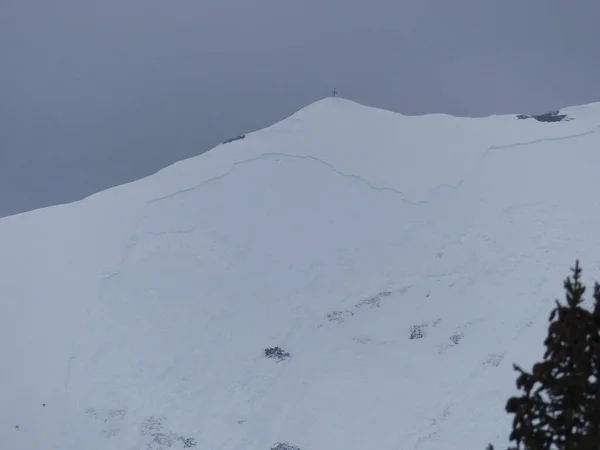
top-left (1, 0), bottom-right (599, 217)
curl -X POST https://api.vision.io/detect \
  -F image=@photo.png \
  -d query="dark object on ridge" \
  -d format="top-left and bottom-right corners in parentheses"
top-left (271, 443), bottom-right (301, 450)
top-left (517, 110), bottom-right (568, 123)
top-left (264, 347), bottom-right (291, 362)
top-left (222, 134), bottom-right (246, 144)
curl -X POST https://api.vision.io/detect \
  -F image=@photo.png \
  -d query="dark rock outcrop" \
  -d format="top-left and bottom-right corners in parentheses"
top-left (264, 347), bottom-right (291, 362)
top-left (517, 110), bottom-right (569, 123)
top-left (222, 134), bottom-right (246, 144)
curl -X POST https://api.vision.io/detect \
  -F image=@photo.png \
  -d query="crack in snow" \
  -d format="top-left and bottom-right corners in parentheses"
top-left (147, 152), bottom-right (413, 205)
top-left (483, 124), bottom-right (600, 156)
top-left (111, 152), bottom-right (424, 273)
top-left (112, 123), bottom-right (600, 276)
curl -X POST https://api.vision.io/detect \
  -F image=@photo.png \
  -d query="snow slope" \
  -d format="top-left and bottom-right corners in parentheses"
top-left (2, 97), bottom-right (600, 450)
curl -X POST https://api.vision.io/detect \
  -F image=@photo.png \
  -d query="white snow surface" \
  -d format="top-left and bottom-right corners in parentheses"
top-left (3, 97), bottom-right (600, 450)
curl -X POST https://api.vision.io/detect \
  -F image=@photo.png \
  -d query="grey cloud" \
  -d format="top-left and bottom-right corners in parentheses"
top-left (1, 0), bottom-right (599, 216)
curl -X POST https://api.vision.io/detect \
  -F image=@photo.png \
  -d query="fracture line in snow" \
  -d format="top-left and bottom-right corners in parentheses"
top-left (112, 123), bottom-right (600, 275)
top-left (147, 152), bottom-right (412, 205)
top-left (483, 124), bottom-right (600, 155)
top-left (147, 123), bottom-right (600, 212)
top-left (111, 153), bottom-right (425, 271)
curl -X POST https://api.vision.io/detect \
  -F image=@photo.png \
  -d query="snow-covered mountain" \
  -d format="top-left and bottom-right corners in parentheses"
top-left (3, 97), bottom-right (600, 450)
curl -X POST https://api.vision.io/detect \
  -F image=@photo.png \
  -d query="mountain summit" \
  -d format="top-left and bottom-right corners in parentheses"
top-left (3, 98), bottom-right (600, 450)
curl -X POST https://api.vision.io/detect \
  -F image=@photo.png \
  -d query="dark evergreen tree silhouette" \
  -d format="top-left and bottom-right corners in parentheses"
top-left (490, 260), bottom-right (600, 449)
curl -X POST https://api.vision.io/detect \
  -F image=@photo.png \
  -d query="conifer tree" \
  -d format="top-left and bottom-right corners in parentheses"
top-left (490, 261), bottom-right (600, 450)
